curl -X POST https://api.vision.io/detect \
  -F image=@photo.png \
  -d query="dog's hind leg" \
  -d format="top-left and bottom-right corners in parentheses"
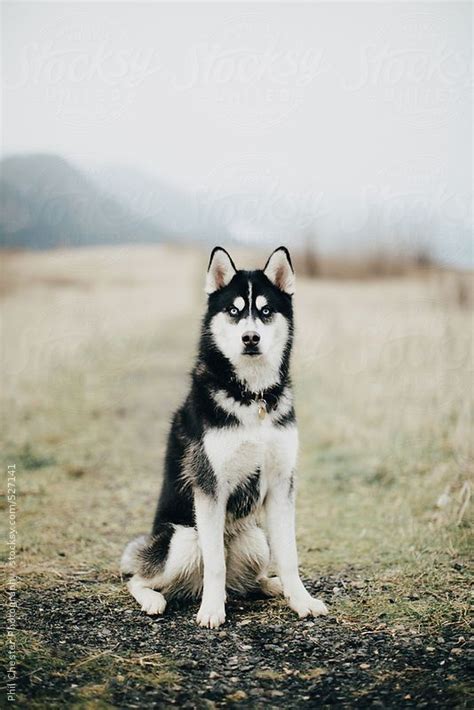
top-left (125, 524), bottom-right (202, 614)
top-left (122, 524), bottom-right (174, 615)
top-left (128, 575), bottom-right (167, 615)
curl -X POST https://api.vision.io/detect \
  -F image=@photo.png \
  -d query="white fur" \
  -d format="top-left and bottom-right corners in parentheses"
top-left (233, 296), bottom-right (245, 311)
top-left (128, 577), bottom-right (167, 615)
top-left (162, 525), bottom-right (202, 593)
top-left (203, 422), bottom-right (297, 493)
top-left (194, 491), bottom-right (227, 627)
top-left (209, 303), bottom-right (289, 393)
top-left (256, 295), bottom-right (268, 310)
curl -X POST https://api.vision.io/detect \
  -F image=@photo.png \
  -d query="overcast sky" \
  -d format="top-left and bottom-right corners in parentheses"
top-left (2, 2), bottom-right (472, 263)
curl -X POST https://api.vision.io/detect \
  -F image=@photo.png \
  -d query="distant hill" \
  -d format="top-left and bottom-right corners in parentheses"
top-left (89, 163), bottom-right (232, 245)
top-left (0, 154), bottom-right (163, 249)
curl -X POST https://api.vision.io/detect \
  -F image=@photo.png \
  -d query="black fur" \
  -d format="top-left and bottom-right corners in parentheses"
top-left (139, 523), bottom-right (175, 577)
top-left (193, 444), bottom-right (218, 499)
top-left (227, 469), bottom-right (261, 519)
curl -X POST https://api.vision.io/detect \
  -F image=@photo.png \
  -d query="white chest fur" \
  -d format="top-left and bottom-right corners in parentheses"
top-left (203, 418), bottom-right (298, 494)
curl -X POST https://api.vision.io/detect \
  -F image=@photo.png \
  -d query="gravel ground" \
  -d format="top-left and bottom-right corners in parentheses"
top-left (13, 575), bottom-right (472, 708)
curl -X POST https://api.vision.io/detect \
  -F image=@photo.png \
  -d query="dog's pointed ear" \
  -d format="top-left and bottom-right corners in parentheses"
top-left (205, 247), bottom-right (237, 294)
top-left (263, 247), bottom-right (295, 295)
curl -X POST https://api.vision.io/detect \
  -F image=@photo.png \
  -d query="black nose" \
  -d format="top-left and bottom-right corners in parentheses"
top-left (242, 331), bottom-right (260, 346)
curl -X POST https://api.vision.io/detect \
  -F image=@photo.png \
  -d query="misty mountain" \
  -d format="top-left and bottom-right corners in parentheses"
top-left (0, 154), bottom-right (164, 249)
top-left (89, 164), bottom-right (232, 245)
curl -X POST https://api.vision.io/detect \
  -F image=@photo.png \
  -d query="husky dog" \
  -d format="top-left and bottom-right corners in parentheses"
top-left (121, 246), bottom-right (328, 628)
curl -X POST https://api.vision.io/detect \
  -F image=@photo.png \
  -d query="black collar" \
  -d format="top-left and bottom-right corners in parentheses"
top-left (228, 379), bottom-right (284, 411)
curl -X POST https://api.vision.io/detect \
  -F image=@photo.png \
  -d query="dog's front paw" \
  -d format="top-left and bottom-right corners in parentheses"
top-left (289, 594), bottom-right (328, 619)
top-left (196, 603), bottom-right (226, 629)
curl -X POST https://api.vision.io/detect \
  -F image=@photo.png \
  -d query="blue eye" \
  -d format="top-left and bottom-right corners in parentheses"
top-left (261, 307), bottom-right (271, 317)
top-left (229, 307), bottom-right (238, 316)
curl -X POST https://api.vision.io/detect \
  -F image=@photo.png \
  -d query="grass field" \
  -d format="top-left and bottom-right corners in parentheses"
top-left (1, 245), bottom-right (472, 707)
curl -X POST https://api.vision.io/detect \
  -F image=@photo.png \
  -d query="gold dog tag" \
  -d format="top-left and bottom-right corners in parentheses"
top-left (257, 399), bottom-right (267, 420)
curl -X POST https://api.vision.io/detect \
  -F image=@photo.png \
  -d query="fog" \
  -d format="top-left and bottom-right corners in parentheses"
top-left (2, 2), bottom-right (472, 264)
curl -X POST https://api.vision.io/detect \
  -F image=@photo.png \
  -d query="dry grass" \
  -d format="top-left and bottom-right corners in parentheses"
top-left (0, 245), bottom-right (472, 635)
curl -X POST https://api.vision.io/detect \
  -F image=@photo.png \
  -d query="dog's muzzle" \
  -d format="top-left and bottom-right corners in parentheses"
top-left (242, 330), bottom-right (261, 356)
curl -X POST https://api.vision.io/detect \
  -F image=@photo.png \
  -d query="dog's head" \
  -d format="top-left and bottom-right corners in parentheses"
top-left (203, 247), bottom-right (295, 389)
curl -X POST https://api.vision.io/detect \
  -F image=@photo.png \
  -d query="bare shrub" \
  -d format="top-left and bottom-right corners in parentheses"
top-left (436, 270), bottom-right (474, 310)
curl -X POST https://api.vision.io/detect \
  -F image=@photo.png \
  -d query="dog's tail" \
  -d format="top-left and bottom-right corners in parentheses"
top-left (120, 534), bottom-right (150, 576)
